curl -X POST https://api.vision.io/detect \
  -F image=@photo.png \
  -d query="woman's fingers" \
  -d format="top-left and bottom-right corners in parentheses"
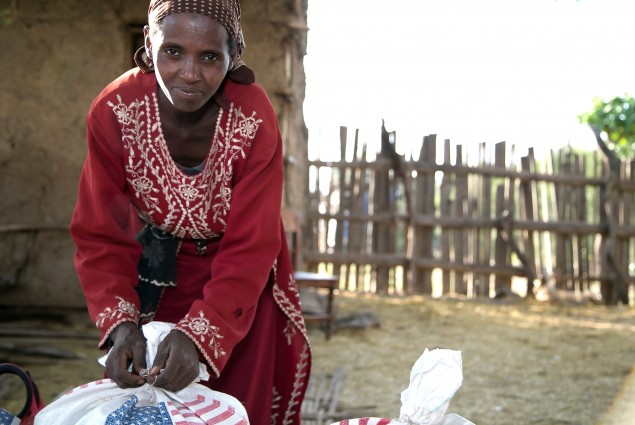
top-left (105, 346), bottom-right (145, 387)
top-left (130, 339), bottom-right (149, 375)
top-left (106, 322), bottom-right (147, 387)
top-left (151, 330), bottom-right (200, 392)
top-left (106, 326), bottom-right (200, 391)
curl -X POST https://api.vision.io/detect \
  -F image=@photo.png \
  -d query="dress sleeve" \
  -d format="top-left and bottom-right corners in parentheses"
top-left (70, 104), bottom-right (142, 348)
top-left (175, 103), bottom-right (285, 377)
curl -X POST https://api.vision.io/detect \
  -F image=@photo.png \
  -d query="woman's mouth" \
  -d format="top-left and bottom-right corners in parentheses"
top-left (174, 87), bottom-right (203, 98)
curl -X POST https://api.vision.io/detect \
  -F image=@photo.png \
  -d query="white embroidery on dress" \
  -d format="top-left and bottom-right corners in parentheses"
top-left (131, 176), bottom-right (154, 196)
top-left (108, 93), bottom-right (261, 239)
top-left (237, 113), bottom-right (260, 140)
top-left (108, 94), bottom-right (138, 128)
top-left (96, 296), bottom-right (138, 328)
top-left (288, 272), bottom-right (301, 303)
top-left (271, 386), bottom-right (282, 425)
top-left (182, 311), bottom-right (226, 359)
top-left (177, 183), bottom-right (199, 202)
top-left (209, 108), bottom-right (260, 226)
top-left (282, 320), bottom-right (299, 346)
top-left (282, 343), bottom-right (310, 425)
top-left (273, 280), bottom-right (307, 346)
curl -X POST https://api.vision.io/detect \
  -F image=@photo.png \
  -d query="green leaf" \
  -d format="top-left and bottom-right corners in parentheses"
top-left (579, 94), bottom-right (635, 159)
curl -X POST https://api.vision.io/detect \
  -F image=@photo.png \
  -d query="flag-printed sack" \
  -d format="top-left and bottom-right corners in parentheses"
top-left (33, 378), bottom-right (248, 425)
top-left (33, 322), bottom-right (248, 425)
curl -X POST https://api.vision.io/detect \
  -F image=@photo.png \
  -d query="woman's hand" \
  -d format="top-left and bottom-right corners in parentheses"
top-left (148, 330), bottom-right (200, 392)
top-left (106, 322), bottom-right (147, 388)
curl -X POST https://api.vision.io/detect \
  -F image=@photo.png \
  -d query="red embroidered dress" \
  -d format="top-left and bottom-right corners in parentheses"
top-left (70, 69), bottom-right (310, 424)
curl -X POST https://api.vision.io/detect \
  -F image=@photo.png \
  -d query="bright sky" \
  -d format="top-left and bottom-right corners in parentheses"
top-left (303, 0), bottom-right (635, 161)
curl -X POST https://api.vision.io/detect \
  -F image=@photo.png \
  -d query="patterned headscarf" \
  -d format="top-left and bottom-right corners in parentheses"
top-left (135, 0), bottom-right (255, 83)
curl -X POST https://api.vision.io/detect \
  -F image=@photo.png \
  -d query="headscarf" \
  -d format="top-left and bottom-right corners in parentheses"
top-left (134, 0), bottom-right (255, 84)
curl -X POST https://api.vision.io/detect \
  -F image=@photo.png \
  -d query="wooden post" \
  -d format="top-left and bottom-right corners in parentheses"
top-left (358, 144), bottom-right (370, 291)
top-left (440, 139), bottom-right (452, 294)
top-left (454, 144), bottom-right (468, 295)
top-left (593, 127), bottom-right (629, 304)
top-left (552, 149), bottom-right (568, 289)
top-left (520, 150), bottom-right (538, 296)
top-left (623, 159), bottom-right (635, 303)
top-left (494, 142), bottom-right (511, 294)
top-left (337, 127), bottom-right (351, 288)
top-left (347, 129), bottom-right (363, 291)
top-left (476, 142), bottom-right (492, 296)
top-left (412, 135), bottom-right (436, 295)
top-left (574, 153), bottom-right (589, 294)
top-left (372, 124), bottom-right (393, 293)
top-left (307, 161), bottom-right (321, 271)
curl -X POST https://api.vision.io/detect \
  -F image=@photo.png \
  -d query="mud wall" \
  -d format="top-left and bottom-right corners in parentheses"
top-left (0, 0), bottom-right (309, 307)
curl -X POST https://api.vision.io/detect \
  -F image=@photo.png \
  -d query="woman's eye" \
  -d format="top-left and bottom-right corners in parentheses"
top-left (202, 54), bottom-right (218, 62)
top-left (165, 48), bottom-right (180, 56)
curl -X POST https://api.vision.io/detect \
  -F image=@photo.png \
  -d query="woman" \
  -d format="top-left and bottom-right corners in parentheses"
top-left (69, 1), bottom-right (311, 423)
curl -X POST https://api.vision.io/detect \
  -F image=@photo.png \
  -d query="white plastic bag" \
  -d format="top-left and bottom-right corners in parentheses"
top-left (398, 348), bottom-right (466, 424)
top-left (34, 322), bottom-right (248, 425)
top-left (330, 348), bottom-right (473, 425)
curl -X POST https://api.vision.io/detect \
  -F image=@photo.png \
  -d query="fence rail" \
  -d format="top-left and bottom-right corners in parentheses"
top-left (301, 127), bottom-right (635, 305)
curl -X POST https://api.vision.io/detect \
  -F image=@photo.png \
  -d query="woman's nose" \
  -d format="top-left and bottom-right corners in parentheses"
top-left (180, 57), bottom-right (200, 83)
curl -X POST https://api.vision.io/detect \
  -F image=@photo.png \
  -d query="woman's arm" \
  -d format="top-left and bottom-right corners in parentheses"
top-left (70, 102), bottom-right (148, 387)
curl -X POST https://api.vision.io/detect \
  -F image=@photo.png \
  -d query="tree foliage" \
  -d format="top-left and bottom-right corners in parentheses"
top-left (578, 94), bottom-right (635, 160)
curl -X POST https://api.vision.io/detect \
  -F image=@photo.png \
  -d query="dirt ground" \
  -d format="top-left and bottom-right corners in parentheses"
top-left (1, 292), bottom-right (635, 425)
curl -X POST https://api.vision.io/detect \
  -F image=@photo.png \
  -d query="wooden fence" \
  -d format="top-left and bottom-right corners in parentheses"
top-left (302, 126), bottom-right (635, 305)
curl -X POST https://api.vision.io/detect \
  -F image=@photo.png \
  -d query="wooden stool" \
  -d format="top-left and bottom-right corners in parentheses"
top-left (294, 271), bottom-right (339, 340)
top-left (282, 207), bottom-right (339, 340)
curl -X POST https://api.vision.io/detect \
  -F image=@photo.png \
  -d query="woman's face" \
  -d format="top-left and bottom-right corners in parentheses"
top-left (145, 12), bottom-right (234, 113)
